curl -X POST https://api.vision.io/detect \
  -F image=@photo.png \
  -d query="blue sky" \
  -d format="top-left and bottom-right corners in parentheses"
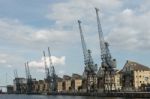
top-left (0, 0), bottom-right (150, 87)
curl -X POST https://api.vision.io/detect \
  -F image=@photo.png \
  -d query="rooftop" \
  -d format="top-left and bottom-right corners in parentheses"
top-left (122, 60), bottom-right (150, 71)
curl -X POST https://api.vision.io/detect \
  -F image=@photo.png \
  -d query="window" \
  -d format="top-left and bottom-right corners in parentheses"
top-left (145, 77), bottom-right (149, 81)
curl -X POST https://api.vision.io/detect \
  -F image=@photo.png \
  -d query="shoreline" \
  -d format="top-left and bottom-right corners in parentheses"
top-left (4, 92), bottom-right (150, 98)
top-left (47, 92), bottom-right (150, 98)
top-left (9, 92), bottom-right (150, 98)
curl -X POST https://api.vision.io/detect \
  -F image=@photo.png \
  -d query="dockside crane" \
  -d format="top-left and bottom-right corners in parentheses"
top-left (78, 20), bottom-right (97, 92)
top-left (48, 47), bottom-right (57, 92)
top-left (43, 51), bottom-right (51, 92)
top-left (25, 62), bottom-right (33, 94)
top-left (14, 69), bottom-right (21, 94)
top-left (95, 8), bottom-right (116, 92)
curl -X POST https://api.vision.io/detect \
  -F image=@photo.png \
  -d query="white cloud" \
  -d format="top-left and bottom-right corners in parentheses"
top-left (0, 0), bottom-right (130, 53)
top-left (106, 27), bottom-right (139, 50)
top-left (0, 53), bottom-right (24, 68)
top-left (122, 8), bottom-right (134, 16)
top-left (29, 56), bottom-right (65, 69)
top-left (139, 0), bottom-right (150, 12)
top-left (51, 56), bottom-right (65, 65)
top-left (105, 8), bottom-right (150, 51)
top-left (32, 29), bottom-right (75, 43)
top-left (58, 70), bottom-right (65, 77)
top-left (7, 65), bottom-right (12, 68)
top-left (47, 0), bottom-right (122, 27)
top-left (0, 54), bottom-right (8, 64)
top-left (0, 0), bottom-right (150, 82)
top-left (0, 60), bottom-right (7, 64)
top-left (0, 18), bottom-right (77, 50)
top-left (0, 50), bottom-right (24, 68)
top-left (36, 69), bottom-right (45, 73)
top-left (46, 0), bottom-right (150, 52)
top-left (0, 0), bottom-right (150, 86)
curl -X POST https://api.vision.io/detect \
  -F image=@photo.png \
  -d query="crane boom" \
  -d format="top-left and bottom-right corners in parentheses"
top-left (14, 69), bottom-right (18, 78)
top-left (48, 47), bottom-right (57, 92)
top-left (95, 8), bottom-right (116, 92)
top-left (48, 47), bottom-right (53, 67)
top-left (78, 20), bottom-right (97, 92)
top-left (25, 63), bottom-right (28, 79)
top-left (95, 8), bottom-right (116, 68)
top-left (43, 51), bottom-right (50, 79)
top-left (95, 8), bottom-right (107, 56)
top-left (78, 20), bottom-right (88, 63)
top-left (26, 62), bottom-right (31, 79)
top-left (14, 69), bottom-right (21, 94)
top-left (78, 20), bottom-right (97, 72)
top-left (25, 61), bottom-right (33, 94)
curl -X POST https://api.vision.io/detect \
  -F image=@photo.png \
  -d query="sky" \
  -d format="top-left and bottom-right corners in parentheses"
top-left (0, 0), bottom-right (150, 87)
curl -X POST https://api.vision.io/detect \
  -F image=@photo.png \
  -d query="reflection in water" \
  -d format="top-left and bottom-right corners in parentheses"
top-left (0, 95), bottom-right (147, 99)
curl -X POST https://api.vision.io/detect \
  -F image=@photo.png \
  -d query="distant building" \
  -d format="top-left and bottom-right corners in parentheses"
top-left (97, 67), bottom-right (104, 92)
top-left (121, 60), bottom-right (150, 91)
top-left (33, 81), bottom-right (39, 93)
top-left (114, 70), bottom-right (122, 91)
top-left (81, 71), bottom-right (87, 92)
top-left (13, 77), bottom-right (50, 94)
top-left (82, 70), bottom-right (97, 92)
top-left (7, 85), bottom-right (14, 94)
top-left (38, 80), bottom-right (46, 93)
top-left (57, 77), bottom-right (63, 92)
top-left (13, 78), bottom-right (26, 93)
top-left (97, 66), bottom-right (122, 92)
top-left (62, 75), bottom-right (71, 92)
top-left (71, 74), bottom-right (82, 92)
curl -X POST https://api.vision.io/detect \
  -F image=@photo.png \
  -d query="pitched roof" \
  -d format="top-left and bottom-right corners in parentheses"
top-left (122, 60), bottom-right (150, 71)
top-left (72, 73), bottom-right (82, 79)
top-left (63, 75), bottom-right (71, 80)
top-left (57, 77), bottom-right (63, 81)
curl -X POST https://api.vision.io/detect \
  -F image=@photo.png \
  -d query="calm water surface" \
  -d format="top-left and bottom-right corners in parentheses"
top-left (0, 94), bottom-right (147, 99)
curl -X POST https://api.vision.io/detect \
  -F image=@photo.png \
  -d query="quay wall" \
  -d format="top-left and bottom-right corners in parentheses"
top-left (48, 92), bottom-right (150, 98)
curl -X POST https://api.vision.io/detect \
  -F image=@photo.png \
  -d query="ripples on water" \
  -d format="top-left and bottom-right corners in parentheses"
top-left (0, 94), bottom-right (148, 99)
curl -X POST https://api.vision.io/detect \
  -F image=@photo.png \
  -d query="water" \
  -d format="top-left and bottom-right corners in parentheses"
top-left (0, 95), bottom-right (146, 99)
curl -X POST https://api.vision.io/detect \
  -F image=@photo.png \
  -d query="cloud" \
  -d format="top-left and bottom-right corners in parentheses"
top-left (32, 29), bottom-right (75, 43)
top-left (47, 0), bottom-right (122, 30)
top-left (0, 60), bottom-right (7, 64)
top-left (58, 70), bottom-right (65, 77)
top-left (139, 0), bottom-right (150, 12)
top-left (0, 0), bottom-right (150, 85)
top-left (46, 0), bottom-right (150, 52)
top-left (0, 0), bottom-right (120, 60)
top-left (106, 8), bottom-right (150, 51)
top-left (36, 69), bottom-right (45, 73)
top-left (0, 18), bottom-right (77, 50)
top-left (29, 56), bottom-right (65, 69)
top-left (7, 65), bottom-right (12, 68)
top-left (0, 53), bottom-right (24, 67)
top-left (0, 54), bottom-right (9, 64)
